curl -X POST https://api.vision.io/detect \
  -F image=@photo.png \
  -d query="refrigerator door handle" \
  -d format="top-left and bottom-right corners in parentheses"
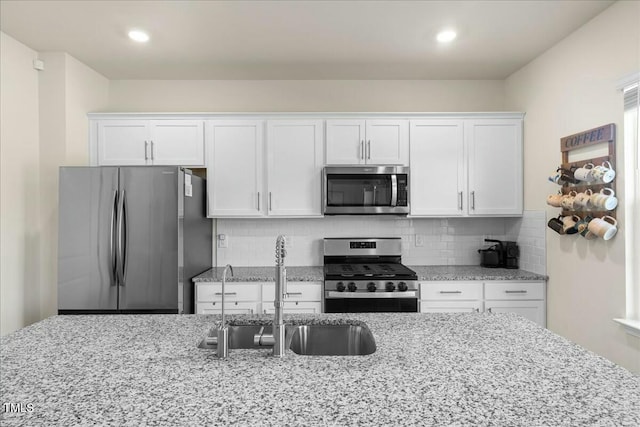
top-left (110, 190), bottom-right (118, 286)
top-left (117, 190), bottom-right (128, 286)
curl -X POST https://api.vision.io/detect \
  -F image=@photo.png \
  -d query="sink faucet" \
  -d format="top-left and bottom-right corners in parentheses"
top-left (216, 264), bottom-right (234, 359)
top-left (253, 235), bottom-right (288, 357)
top-left (273, 235), bottom-right (287, 357)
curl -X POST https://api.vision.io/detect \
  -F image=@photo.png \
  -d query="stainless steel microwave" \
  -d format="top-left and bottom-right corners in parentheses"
top-left (323, 166), bottom-right (410, 215)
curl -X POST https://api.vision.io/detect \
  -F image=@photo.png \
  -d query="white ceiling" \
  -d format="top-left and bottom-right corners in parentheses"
top-left (0, 0), bottom-right (615, 80)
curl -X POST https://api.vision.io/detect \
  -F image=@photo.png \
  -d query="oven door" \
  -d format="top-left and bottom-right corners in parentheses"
top-left (323, 166), bottom-right (409, 215)
top-left (324, 296), bottom-right (418, 313)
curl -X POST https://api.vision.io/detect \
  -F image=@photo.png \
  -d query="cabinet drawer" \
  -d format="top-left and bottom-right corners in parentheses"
top-left (195, 282), bottom-right (261, 302)
top-left (196, 301), bottom-right (259, 315)
top-left (484, 281), bottom-right (544, 300)
top-left (420, 300), bottom-right (483, 313)
top-left (420, 281), bottom-right (483, 300)
top-left (262, 282), bottom-right (322, 302)
top-left (263, 301), bottom-right (322, 314)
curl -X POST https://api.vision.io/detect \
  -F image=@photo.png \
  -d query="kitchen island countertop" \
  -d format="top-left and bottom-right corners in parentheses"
top-left (1, 313), bottom-right (638, 426)
top-left (193, 265), bottom-right (546, 283)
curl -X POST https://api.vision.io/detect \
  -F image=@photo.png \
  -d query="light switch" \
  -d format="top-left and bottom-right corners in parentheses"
top-left (218, 234), bottom-right (228, 248)
top-left (415, 234), bottom-right (424, 247)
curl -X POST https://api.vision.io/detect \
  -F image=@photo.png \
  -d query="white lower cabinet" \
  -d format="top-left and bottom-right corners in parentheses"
top-left (262, 282), bottom-right (322, 314)
top-left (420, 280), bottom-right (546, 327)
top-left (195, 281), bottom-right (322, 315)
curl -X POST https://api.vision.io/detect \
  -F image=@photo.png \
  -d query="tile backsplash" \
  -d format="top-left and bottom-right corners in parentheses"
top-left (215, 210), bottom-right (546, 274)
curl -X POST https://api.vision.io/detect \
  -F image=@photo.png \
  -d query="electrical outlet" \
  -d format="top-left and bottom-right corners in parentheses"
top-left (415, 234), bottom-right (424, 247)
top-left (217, 234), bottom-right (228, 248)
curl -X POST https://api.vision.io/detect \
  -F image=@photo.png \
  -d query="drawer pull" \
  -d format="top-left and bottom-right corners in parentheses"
top-left (215, 292), bottom-right (237, 296)
top-left (439, 291), bottom-right (462, 294)
top-left (505, 290), bottom-right (527, 294)
top-left (287, 292), bottom-right (303, 296)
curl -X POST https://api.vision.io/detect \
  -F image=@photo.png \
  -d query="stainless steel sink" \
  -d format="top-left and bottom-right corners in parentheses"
top-left (198, 323), bottom-right (376, 356)
top-left (197, 325), bottom-right (272, 350)
top-left (288, 324), bottom-right (376, 356)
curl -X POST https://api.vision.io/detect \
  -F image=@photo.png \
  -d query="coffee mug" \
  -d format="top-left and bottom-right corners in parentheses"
top-left (573, 163), bottom-right (595, 182)
top-left (575, 215), bottom-right (592, 235)
top-left (578, 216), bottom-right (597, 239)
top-left (557, 167), bottom-right (578, 185)
top-left (547, 216), bottom-right (565, 235)
top-left (561, 215), bottom-right (581, 234)
top-left (591, 161), bottom-right (616, 183)
top-left (592, 188), bottom-right (618, 211)
top-left (548, 172), bottom-right (562, 185)
top-left (573, 189), bottom-right (593, 210)
top-left (561, 191), bottom-right (578, 210)
top-left (547, 193), bottom-right (565, 207)
top-left (587, 215), bottom-right (618, 240)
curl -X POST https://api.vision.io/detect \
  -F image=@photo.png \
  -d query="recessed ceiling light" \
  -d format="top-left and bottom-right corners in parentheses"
top-left (128, 30), bottom-right (150, 43)
top-left (436, 30), bottom-right (457, 43)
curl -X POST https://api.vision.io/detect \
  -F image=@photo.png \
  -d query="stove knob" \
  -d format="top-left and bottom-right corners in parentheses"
top-left (398, 282), bottom-right (408, 292)
top-left (347, 282), bottom-right (357, 292)
top-left (336, 282), bottom-right (346, 292)
top-left (367, 282), bottom-right (377, 292)
top-left (385, 282), bottom-right (396, 292)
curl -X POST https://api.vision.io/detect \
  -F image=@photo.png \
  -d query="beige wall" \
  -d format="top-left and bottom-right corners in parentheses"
top-left (37, 52), bottom-right (109, 321)
top-left (1, 40), bottom-right (108, 336)
top-left (505, 0), bottom-right (640, 372)
top-left (107, 79), bottom-right (505, 112)
top-left (0, 32), bottom-right (41, 335)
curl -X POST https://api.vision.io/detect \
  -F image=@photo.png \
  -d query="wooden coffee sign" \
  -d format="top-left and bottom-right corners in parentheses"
top-left (560, 123), bottom-right (615, 152)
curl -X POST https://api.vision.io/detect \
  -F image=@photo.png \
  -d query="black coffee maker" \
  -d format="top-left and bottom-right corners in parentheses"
top-left (478, 239), bottom-right (520, 269)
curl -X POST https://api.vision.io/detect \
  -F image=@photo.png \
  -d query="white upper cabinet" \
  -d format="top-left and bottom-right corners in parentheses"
top-left (149, 120), bottom-right (204, 166)
top-left (207, 120), bottom-right (264, 217)
top-left (266, 120), bottom-right (324, 216)
top-left (466, 119), bottom-right (523, 216)
top-left (96, 120), bottom-right (204, 166)
top-left (325, 120), bottom-right (366, 165)
top-left (410, 116), bottom-right (523, 217)
top-left (97, 120), bottom-right (148, 166)
top-left (410, 120), bottom-right (465, 216)
top-left (326, 119), bottom-right (408, 165)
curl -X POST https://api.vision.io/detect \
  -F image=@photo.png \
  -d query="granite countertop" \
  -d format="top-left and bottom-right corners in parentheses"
top-left (2, 313), bottom-right (638, 426)
top-left (193, 265), bottom-right (546, 283)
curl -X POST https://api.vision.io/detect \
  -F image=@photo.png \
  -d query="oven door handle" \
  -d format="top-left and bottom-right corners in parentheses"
top-left (390, 174), bottom-right (398, 207)
top-left (325, 291), bottom-right (418, 299)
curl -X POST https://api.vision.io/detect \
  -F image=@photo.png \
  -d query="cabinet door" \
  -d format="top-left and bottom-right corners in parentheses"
top-left (410, 120), bottom-right (465, 216)
top-left (366, 120), bottom-right (409, 165)
top-left (266, 120), bottom-right (324, 216)
top-left (207, 121), bottom-right (264, 217)
top-left (150, 120), bottom-right (204, 166)
top-left (263, 301), bottom-right (322, 314)
top-left (485, 300), bottom-right (545, 327)
top-left (420, 301), bottom-right (483, 313)
top-left (326, 120), bottom-right (366, 165)
top-left (197, 301), bottom-right (259, 315)
top-left (97, 120), bottom-right (148, 165)
top-left (466, 119), bottom-right (523, 215)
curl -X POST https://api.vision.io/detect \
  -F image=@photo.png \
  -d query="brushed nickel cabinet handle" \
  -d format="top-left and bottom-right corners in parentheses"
top-left (439, 291), bottom-right (462, 294)
top-left (367, 140), bottom-right (371, 160)
top-left (144, 141), bottom-right (148, 160)
top-left (471, 191), bottom-right (476, 210)
top-left (505, 290), bottom-right (527, 294)
top-left (257, 192), bottom-right (261, 211)
top-left (269, 192), bottom-right (272, 211)
top-left (150, 141), bottom-right (154, 160)
top-left (459, 192), bottom-right (463, 210)
top-left (214, 292), bottom-right (237, 296)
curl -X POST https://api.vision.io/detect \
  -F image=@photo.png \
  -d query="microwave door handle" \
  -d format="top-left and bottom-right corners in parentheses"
top-left (391, 174), bottom-right (398, 207)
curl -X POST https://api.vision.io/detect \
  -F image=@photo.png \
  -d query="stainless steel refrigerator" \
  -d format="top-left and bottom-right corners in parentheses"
top-left (58, 167), bottom-right (212, 314)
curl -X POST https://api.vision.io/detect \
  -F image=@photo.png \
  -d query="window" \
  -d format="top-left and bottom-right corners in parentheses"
top-left (615, 74), bottom-right (640, 336)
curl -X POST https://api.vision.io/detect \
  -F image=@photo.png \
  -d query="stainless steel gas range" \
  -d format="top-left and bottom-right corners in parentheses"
top-left (323, 237), bottom-right (419, 312)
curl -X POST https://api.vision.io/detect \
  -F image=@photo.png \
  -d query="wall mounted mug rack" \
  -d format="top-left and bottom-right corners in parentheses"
top-left (547, 123), bottom-right (618, 239)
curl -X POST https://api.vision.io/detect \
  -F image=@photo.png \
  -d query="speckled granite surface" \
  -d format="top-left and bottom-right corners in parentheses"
top-left (193, 266), bottom-right (324, 282)
top-left (411, 265), bottom-right (547, 281)
top-left (193, 265), bottom-right (546, 283)
top-left (1, 313), bottom-right (638, 426)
